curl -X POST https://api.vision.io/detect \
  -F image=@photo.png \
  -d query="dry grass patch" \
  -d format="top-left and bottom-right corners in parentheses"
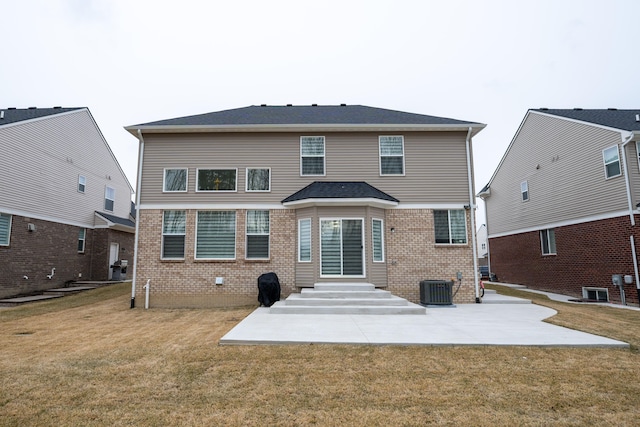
top-left (1, 282), bottom-right (639, 426)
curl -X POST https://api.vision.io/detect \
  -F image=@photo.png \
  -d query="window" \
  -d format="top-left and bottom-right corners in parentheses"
top-left (78, 175), bottom-right (86, 193)
top-left (541, 229), bottom-right (556, 255)
top-left (197, 169), bottom-right (237, 191)
top-left (583, 287), bottom-right (609, 302)
top-left (164, 168), bottom-right (187, 192)
top-left (434, 210), bottom-right (467, 244)
top-left (521, 181), bottom-right (529, 202)
top-left (379, 136), bottom-right (405, 175)
top-left (195, 211), bottom-right (236, 259)
top-left (372, 219), bottom-right (384, 262)
top-left (300, 136), bottom-right (325, 176)
top-left (246, 168), bottom-right (271, 192)
top-left (298, 218), bottom-right (311, 262)
top-left (104, 187), bottom-right (115, 211)
top-left (603, 145), bottom-right (621, 179)
top-left (246, 210), bottom-right (270, 259)
top-left (78, 228), bottom-right (86, 253)
top-left (0, 213), bottom-right (12, 246)
top-left (162, 210), bottom-right (186, 259)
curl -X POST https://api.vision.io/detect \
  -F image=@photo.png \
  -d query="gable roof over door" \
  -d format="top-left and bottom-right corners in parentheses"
top-left (282, 181), bottom-right (399, 209)
top-left (126, 105), bottom-right (485, 135)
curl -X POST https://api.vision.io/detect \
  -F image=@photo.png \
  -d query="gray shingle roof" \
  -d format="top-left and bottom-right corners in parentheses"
top-left (132, 105), bottom-right (482, 127)
top-left (282, 181), bottom-right (399, 204)
top-left (532, 109), bottom-right (640, 132)
top-left (0, 107), bottom-right (84, 126)
top-left (95, 211), bottom-right (136, 228)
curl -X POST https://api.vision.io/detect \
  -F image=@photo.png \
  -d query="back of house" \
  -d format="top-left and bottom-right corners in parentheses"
top-left (127, 104), bottom-right (486, 308)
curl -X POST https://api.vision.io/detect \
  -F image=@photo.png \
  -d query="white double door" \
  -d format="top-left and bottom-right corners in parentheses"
top-left (320, 219), bottom-right (364, 277)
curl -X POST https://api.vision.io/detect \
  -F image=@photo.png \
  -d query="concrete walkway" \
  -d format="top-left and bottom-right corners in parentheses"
top-left (219, 288), bottom-right (630, 347)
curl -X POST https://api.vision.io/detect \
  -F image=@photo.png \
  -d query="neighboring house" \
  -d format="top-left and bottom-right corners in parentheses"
top-left (479, 108), bottom-right (640, 305)
top-left (476, 224), bottom-right (488, 263)
top-left (126, 104), bottom-right (485, 308)
top-left (0, 107), bottom-right (135, 299)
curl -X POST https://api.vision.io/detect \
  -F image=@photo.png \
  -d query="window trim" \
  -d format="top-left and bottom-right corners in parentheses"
top-left (194, 210), bottom-right (237, 260)
top-left (300, 136), bottom-right (326, 177)
top-left (78, 228), bottom-right (86, 253)
top-left (161, 210), bottom-right (186, 260)
top-left (196, 168), bottom-right (238, 192)
top-left (521, 180), bottom-right (529, 202)
top-left (0, 213), bottom-right (12, 246)
top-left (78, 175), bottom-right (86, 193)
top-left (163, 168), bottom-right (188, 193)
top-left (245, 167), bottom-right (271, 192)
top-left (246, 210), bottom-right (270, 260)
top-left (104, 186), bottom-right (115, 212)
top-left (540, 228), bottom-right (557, 256)
top-left (372, 218), bottom-right (385, 262)
top-left (298, 218), bottom-right (312, 263)
top-left (379, 135), bottom-right (405, 176)
top-left (582, 287), bottom-right (609, 302)
top-left (434, 209), bottom-right (468, 245)
top-left (603, 145), bottom-right (621, 179)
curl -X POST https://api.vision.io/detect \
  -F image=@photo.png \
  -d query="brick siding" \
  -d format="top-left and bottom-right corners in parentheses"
top-left (489, 215), bottom-right (640, 306)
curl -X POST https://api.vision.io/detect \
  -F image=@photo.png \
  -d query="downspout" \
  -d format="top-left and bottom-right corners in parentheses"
top-left (130, 129), bottom-right (145, 309)
top-left (465, 127), bottom-right (481, 303)
top-left (620, 131), bottom-right (640, 306)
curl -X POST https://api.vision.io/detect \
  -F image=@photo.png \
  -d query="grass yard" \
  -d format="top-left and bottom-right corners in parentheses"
top-left (1, 282), bottom-right (640, 426)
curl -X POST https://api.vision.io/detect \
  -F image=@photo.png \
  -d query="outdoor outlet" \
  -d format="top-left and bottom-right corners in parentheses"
top-left (78, 273), bottom-right (82, 278)
top-left (215, 277), bottom-right (224, 285)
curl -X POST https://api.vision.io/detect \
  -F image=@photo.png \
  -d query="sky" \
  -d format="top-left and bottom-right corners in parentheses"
top-left (2, 0), bottom-right (639, 227)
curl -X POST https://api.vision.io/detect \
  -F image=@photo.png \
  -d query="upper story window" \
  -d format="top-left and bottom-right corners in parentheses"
top-left (162, 210), bottom-right (186, 259)
top-left (521, 181), bottom-right (529, 202)
top-left (196, 169), bottom-right (237, 192)
top-left (300, 136), bottom-right (325, 176)
top-left (0, 213), bottom-right (12, 246)
top-left (104, 186), bottom-right (115, 212)
top-left (379, 136), bottom-right (405, 175)
top-left (246, 168), bottom-right (271, 192)
top-left (603, 145), bottom-right (621, 179)
top-left (164, 168), bottom-right (187, 192)
top-left (78, 228), bottom-right (86, 253)
top-left (78, 175), bottom-right (86, 193)
top-left (298, 218), bottom-right (311, 262)
top-left (541, 228), bottom-right (556, 255)
top-left (434, 209), bottom-right (467, 244)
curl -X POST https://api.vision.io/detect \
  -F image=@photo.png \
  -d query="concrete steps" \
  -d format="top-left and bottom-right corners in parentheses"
top-left (270, 282), bottom-right (426, 315)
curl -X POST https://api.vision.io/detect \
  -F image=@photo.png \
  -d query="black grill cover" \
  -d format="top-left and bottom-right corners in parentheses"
top-left (257, 272), bottom-right (281, 307)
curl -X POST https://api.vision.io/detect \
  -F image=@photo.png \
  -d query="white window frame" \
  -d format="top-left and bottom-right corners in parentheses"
top-left (372, 218), bottom-right (385, 262)
top-left (603, 145), bottom-right (621, 179)
top-left (0, 213), bottom-right (12, 246)
top-left (104, 186), bottom-right (115, 212)
top-left (379, 135), bottom-right (405, 176)
top-left (540, 228), bottom-right (556, 255)
top-left (434, 210), bottom-right (468, 245)
top-left (78, 228), bottom-right (86, 253)
top-left (300, 136), bottom-right (326, 176)
top-left (246, 167), bottom-right (271, 192)
top-left (521, 180), bottom-right (529, 202)
top-left (298, 218), bottom-right (312, 262)
top-left (195, 211), bottom-right (236, 260)
top-left (162, 210), bottom-right (186, 260)
top-left (196, 168), bottom-right (238, 192)
top-left (246, 210), bottom-right (270, 260)
top-left (78, 175), bottom-right (86, 193)
top-left (582, 287), bottom-right (609, 302)
top-left (319, 217), bottom-right (366, 278)
top-left (163, 168), bottom-right (188, 193)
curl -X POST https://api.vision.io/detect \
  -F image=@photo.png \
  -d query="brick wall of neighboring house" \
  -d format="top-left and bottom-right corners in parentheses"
top-left (386, 209), bottom-right (477, 304)
top-left (90, 228), bottom-right (135, 281)
top-left (489, 215), bottom-right (640, 306)
top-left (0, 215), bottom-right (94, 298)
top-left (134, 209), bottom-right (297, 308)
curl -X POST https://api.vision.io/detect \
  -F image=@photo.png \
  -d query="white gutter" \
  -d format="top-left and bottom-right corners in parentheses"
top-left (465, 127), bottom-right (481, 302)
top-left (130, 129), bottom-right (145, 309)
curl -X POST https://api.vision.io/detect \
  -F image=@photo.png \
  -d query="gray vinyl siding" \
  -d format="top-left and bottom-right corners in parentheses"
top-left (0, 110), bottom-right (132, 226)
top-left (486, 112), bottom-right (629, 235)
top-left (139, 131), bottom-right (471, 206)
top-left (626, 142), bottom-right (640, 207)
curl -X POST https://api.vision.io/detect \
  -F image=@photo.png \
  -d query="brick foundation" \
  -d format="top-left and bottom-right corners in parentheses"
top-left (489, 215), bottom-right (640, 306)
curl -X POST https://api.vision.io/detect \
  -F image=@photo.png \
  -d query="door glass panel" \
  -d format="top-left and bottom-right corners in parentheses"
top-left (320, 219), bottom-right (363, 276)
top-left (321, 220), bottom-right (341, 275)
top-left (342, 220), bottom-right (363, 275)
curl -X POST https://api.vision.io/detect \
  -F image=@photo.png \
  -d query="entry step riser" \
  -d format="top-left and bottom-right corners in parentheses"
top-left (285, 297), bottom-right (408, 306)
top-left (313, 283), bottom-right (376, 292)
top-left (300, 289), bottom-right (392, 299)
top-left (269, 303), bottom-right (426, 315)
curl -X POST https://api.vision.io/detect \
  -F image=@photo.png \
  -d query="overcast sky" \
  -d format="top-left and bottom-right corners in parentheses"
top-left (2, 0), bottom-right (638, 226)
